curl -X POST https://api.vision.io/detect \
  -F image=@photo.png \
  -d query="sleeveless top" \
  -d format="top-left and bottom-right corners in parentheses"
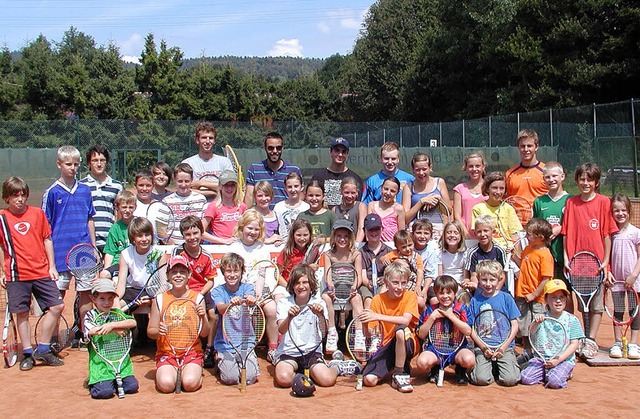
top-left (410, 177), bottom-right (443, 223)
top-left (155, 290), bottom-right (203, 357)
top-left (372, 204), bottom-right (399, 243)
top-left (453, 182), bottom-right (487, 236)
top-left (334, 203), bottom-right (361, 226)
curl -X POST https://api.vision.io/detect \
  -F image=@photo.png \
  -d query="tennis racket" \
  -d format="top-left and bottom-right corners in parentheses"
top-left (248, 260), bottom-right (279, 305)
top-left (34, 313), bottom-right (71, 355)
top-left (426, 312), bottom-right (465, 387)
top-left (288, 304), bottom-right (327, 378)
top-left (225, 144), bottom-right (246, 197)
top-left (346, 317), bottom-right (381, 391)
top-left (146, 201), bottom-right (176, 243)
top-left (327, 263), bottom-right (356, 329)
top-left (66, 243), bottom-right (103, 285)
top-left (163, 298), bottom-right (203, 394)
top-left (417, 200), bottom-right (451, 242)
top-left (504, 195), bottom-right (533, 228)
top-left (371, 257), bottom-right (379, 295)
top-left (222, 302), bottom-right (266, 392)
top-left (197, 173), bottom-right (220, 199)
top-left (122, 263), bottom-right (172, 313)
top-left (90, 310), bottom-right (133, 399)
top-left (473, 309), bottom-right (513, 361)
top-left (566, 251), bottom-right (604, 336)
top-left (2, 304), bottom-right (18, 367)
top-left (528, 316), bottom-right (569, 381)
top-left (604, 282), bottom-right (640, 358)
top-left (303, 241), bottom-right (323, 265)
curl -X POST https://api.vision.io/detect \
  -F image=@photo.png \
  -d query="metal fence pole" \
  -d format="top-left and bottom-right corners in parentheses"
top-left (549, 108), bottom-right (554, 147)
top-left (489, 116), bottom-right (492, 148)
top-left (462, 119), bottom-right (466, 149)
top-left (632, 98), bottom-right (638, 197)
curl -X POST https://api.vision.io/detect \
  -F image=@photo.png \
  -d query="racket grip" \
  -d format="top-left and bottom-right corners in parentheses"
top-left (175, 370), bottom-right (182, 394)
top-left (355, 375), bottom-right (363, 391)
top-left (339, 311), bottom-right (346, 329)
top-left (622, 337), bottom-right (628, 358)
top-left (116, 375), bottom-right (125, 399)
top-left (437, 368), bottom-right (445, 387)
top-left (240, 368), bottom-right (247, 393)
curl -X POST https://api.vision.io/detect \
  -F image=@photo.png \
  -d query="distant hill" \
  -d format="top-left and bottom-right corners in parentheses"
top-left (181, 56), bottom-right (326, 80)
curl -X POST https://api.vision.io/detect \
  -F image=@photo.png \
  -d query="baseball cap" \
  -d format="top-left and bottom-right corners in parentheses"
top-left (91, 278), bottom-right (117, 295)
top-left (291, 373), bottom-right (316, 397)
top-left (168, 255), bottom-right (191, 271)
top-left (333, 219), bottom-right (354, 232)
top-left (219, 170), bottom-right (238, 185)
top-left (543, 279), bottom-right (569, 296)
top-left (363, 213), bottom-right (382, 230)
top-left (330, 137), bottom-right (350, 150)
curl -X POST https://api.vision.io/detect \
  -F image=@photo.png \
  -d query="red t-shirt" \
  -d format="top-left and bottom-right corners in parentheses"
top-left (172, 247), bottom-right (217, 292)
top-left (0, 206), bottom-right (52, 281)
top-left (276, 246), bottom-right (305, 283)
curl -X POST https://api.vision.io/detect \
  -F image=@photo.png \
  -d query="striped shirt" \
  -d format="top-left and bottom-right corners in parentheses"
top-left (79, 174), bottom-right (123, 250)
top-left (245, 159), bottom-right (302, 209)
top-left (162, 191), bottom-right (207, 244)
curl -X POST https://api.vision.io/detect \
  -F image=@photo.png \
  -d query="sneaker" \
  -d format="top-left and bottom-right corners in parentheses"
top-left (326, 328), bottom-right (339, 353)
top-left (609, 341), bottom-right (623, 358)
top-left (203, 348), bottom-right (216, 369)
top-left (354, 331), bottom-right (366, 352)
top-left (33, 350), bottom-right (64, 366)
top-left (267, 348), bottom-right (277, 365)
top-left (368, 335), bottom-right (381, 356)
top-left (78, 339), bottom-right (89, 352)
top-left (328, 359), bottom-right (362, 376)
top-left (428, 367), bottom-right (439, 383)
top-left (391, 373), bottom-right (413, 393)
top-left (454, 365), bottom-right (468, 384)
top-left (332, 349), bottom-right (344, 361)
top-left (19, 355), bottom-right (34, 371)
top-left (70, 338), bottom-right (80, 349)
top-left (628, 343), bottom-right (640, 359)
top-left (516, 349), bottom-right (534, 370)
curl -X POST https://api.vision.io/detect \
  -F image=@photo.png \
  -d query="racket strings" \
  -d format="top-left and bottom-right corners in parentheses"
top-left (223, 306), bottom-right (265, 350)
top-left (610, 289), bottom-right (639, 323)
top-left (67, 245), bottom-right (103, 279)
top-left (146, 267), bottom-right (172, 297)
top-left (474, 311), bottom-right (511, 347)
top-left (530, 320), bottom-right (568, 360)
top-left (164, 303), bottom-right (200, 350)
top-left (429, 319), bottom-right (464, 353)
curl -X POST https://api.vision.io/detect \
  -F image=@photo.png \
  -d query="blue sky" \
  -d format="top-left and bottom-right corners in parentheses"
top-left (1, 0), bottom-right (373, 62)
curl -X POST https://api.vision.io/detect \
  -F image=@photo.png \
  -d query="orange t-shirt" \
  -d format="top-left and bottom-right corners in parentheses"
top-left (516, 245), bottom-right (554, 303)
top-left (155, 290), bottom-right (203, 357)
top-left (506, 161), bottom-right (548, 208)
top-left (369, 290), bottom-right (419, 349)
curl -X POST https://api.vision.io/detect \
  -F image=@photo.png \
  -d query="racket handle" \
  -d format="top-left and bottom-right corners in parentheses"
top-left (240, 367), bottom-right (247, 392)
top-left (622, 337), bottom-right (629, 358)
top-left (339, 311), bottom-right (346, 329)
top-left (355, 374), bottom-right (363, 391)
top-left (437, 368), bottom-right (445, 387)
top-left (175, 369), bottom-right (182, 394)
top-left (115, 374), bottom-right (125, 399)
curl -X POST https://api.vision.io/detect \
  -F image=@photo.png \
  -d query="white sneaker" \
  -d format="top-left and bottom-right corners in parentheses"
top-left (391, 373), bottom-right (413, 393)
top-left (610, 341), bottom-right (623, 358)
top-left (627, 343), bottom-right (640, 359)
top-left (369, 335), bottom-right (381, 356)
top-left (354, 331), bottom-right (366, 352)
top-left (326, 328), bottom-right (339, 353)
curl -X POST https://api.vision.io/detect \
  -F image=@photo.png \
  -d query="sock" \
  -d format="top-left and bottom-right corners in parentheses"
top-left (393, 367), bottom-right (404, 375)
top-left (268, 343), bottom-right (278, 350)
top-left (23, 348), bottom-right (33, 356)
top-left (37, 344), bottom-right (50, 353)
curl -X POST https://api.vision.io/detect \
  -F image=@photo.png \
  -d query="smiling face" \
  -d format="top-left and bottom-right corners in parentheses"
top-left (330, 145), bottom-right (349, 165)
top-left (254, 190), bottom-right (272, 210)
top-left (340, 183), bottom-right (358, 206)
top-left (132, 232), bottom-right (152, 254)
top-left (412, 226), bottom-right (432, 250)
top-left (265, 137), bottom-right (283, 164)
top-left (478, 273), bottom-right (499, 297)
top-left (305, 186), bottom-right (324, 211)
top-left (292, 274), bottom-right (313, 301)
top-left (285, 178), bottom-right (303, 201)
top-left (435, 286), bottom-right (456, 309)
top-left (152, 168), bottom-right (169, 189)
top-left (222, 265), bottom-right (243, 290)
top-left (443, 224), bottom-right (461, 251)
top-left (545, 290), bottom-right (568, 315)
top-left (241, 220), bottom-right (261, 246)
top-left (487, 180), bottom-right (506, 205)
top-left (168, 265), bottom-right (190, 290)
top-left (91, 292), bottom-right (116, 313)
top-left (385, 273), bottom-right (408, 299)
top-left (135, 177), bottom-right (153, 202)
top-left (464, 156), bottom-right (485, 181)
top-left (412, 159), bottom-right (432, 181)
top-left (543, 167), bottom-right (565, 193)
top-left (577, 173), bottom-right (598, 197)
top-left (293, 226), bottom-right (311, 250)
top-left (612, 200), bottom-right (629, 228)
top-left (518, 136), bottom-right (539, 165)
top-left (182, 226), bottom-right (202, 252)
top-left (381, 149), bottom-right (399, 174)
top-left (381, 179), bottom-right (399, 203)
top-left (196, 130), bottom-right (216, 155)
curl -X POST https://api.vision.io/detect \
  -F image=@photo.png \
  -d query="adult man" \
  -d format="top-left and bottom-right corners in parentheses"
top-left (244, 132), bottom-right (302, 209)
top-left (182, 121), bottom-right (233, 201)
top-left (505, 129), bottom-right (548, 208)
top-left (362, 142), bottom-right (414, 205)
top-left (311, 137), bottom-right (364, 209)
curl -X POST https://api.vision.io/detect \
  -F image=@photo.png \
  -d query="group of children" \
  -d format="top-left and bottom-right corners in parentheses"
top-left (1, 127), bottom-right (638, 399)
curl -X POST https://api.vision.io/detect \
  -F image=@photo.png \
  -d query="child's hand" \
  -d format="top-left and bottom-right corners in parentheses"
top-left (196, 304), bottom-right (206, 317)
top-left (524, 293), bottom-right (536, 303)
top-left (244, 295), bottom-right (257, 306)
top-left (358, 309), bottom-right (379, 323)
top-left (326, 287), bottom-right (335, 299)
top-left (288, 305), bottom-right (301, 318)
top-left (158, 321), bottom-right (167, 335)
top-left (310, 303), bottom-right (323, 314)
top-left (605, 271), bottom-right (616, 287)
top-left (625, 275), bottom-right (637, 290)
top-left (229, 296), bottom-right (243, 306)
top-left (350, 286), bottom-right (358, 298)
top-left (135, 296), bottom-right (151, 307)
top-left (545, 356), bottom-right (561, 368)
top-left (533, 313), bottom-right (545, 323)
top-left (92, 323), bottom-right (115, 336)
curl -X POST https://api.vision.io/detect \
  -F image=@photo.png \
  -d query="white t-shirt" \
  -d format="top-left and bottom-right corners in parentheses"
top-left (121, 246), bottom-right (157, 288)
top-left (274, 295), bottom-right (328, 360)
top-left (182, 154), bottom-right (233, 180)
top-left (227, 240), bottom-right (271, 284)
top-left (273, 200), bottom-right (310, 238)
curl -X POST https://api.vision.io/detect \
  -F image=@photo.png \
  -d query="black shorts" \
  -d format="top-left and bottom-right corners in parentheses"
top-left (203, 292), bottom-right (214, 312)
top-left (361, 325), bottom-right (416, 378)
top-left (277, 352), bottom-right (325, 373)
top-left (6, 279), bottom-right (63, 314)
top-left (121, 287), bottom-right (143, 306)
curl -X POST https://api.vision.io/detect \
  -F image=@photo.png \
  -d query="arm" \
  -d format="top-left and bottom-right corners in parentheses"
top-left (88, 217), bottom-right (96, 247)
top-left (396, 204), bottom-right (406, 232)
top-left (354, 252), bottom-right (363, 288)
top-left (116, 256), bottom-right (129, 299)
top-left (361, 309), bottom-right (414, 328)
top-left (453, 190), bottom-right (470, 238)
top-left (437, 178), bottom-right (452, 215)
top-left (87, 318), bottom-right (137, 336)
top-left (44, 236), bottom-right (58, 280)
top-left (625, 242), bottom-right (640, 289)
top-left (200, 278), bottom-right (215, 296)
top-left (526, 276), bottom-right (551, 303)
top-left (355, 202), bottom-right (367, 243)
top-left (601, 235), bottom-right (612, 272)
top-left (147, 298), bottom-right (162, 340)
top-left (197, 299), bottom-right (210, 338)
top-left (243, 184), bottom-right (255, 207)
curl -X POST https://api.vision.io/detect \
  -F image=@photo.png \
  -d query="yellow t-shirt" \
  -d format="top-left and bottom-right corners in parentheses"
top-left (471, 201), bottom-right (523, 249)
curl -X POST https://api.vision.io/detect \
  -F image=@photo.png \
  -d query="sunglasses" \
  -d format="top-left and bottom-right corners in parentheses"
top-left (267, 145), bottom-right (283, 151)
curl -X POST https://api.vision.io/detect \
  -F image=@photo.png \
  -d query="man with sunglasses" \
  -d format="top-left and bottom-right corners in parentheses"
top-left (244, 132), bottom-right (302, 209)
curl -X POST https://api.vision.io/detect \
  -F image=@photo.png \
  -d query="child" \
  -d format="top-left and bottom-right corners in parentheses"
top-left (132, 169), bottom-right (155, 218)
top-left (439, 220), bottom-right (468, 290)
top-left (467, 260), bottom-right (520, 386)
top-left (362, 142), bottom-right (414, 205)
top-left (520, 279), bottom-right (583, 389)
top-left (453, 153), bottom-right (487, 239)
top-left (276, 218), bottom-right (314, 286)
top-left (402, 152), bottom-right (451, 226)
top-left (79, 144), bottom-right (123, 253)
top-left (367, 177), bottom-right (406, 243)
top-left (274, 264), bottom-right (338, 388)
top-left (228, 209), bottom-right (279, 363)
top-left (162, 163), bottom-right (207, 245)
top-left (116, 217), bottom-right (166, 315)
top-left (147, 255), bottom-right (210, 393)
top-left (0, 177), bottom-right (65, 370)
top-left (150, 162), bottom-right (173, 201)
top-left (298, 180), bottom-right (336, 238)
top-left (101, 191), bottom-right (136, 280)
top-left (359, 214), bottom-right (393, 309)
top-left (561, 163), bottom-right (618, 343)
top-left (334, 177), bottom-right (367, 242)
top-left (253, 180), bottom-right (283, 245)
top-left (412, 219), bottom-right (439, 298)
top-left (381, 230), bottom-right (425, 309)
top-left (416, 275), bottom-right (476, 385)
top-left (42, 145), bottom-right (96, 348)
top-left (84, 278), bottom-right (138, 398)
top-left (608, 194), bottom-right (640, 359)
top-left (471, 171), bottom-right (522, 250)
top-left (514, 218), bottom-right (554, 353)
top-left (274, 172), bottom-right (309, 238)
top-left (211, 253), bottom-right (260, 385)
top-left (533, 161), bottom-right (571, 311)
top-left (322, 219), bottom-right (365, 353)
top-left (171, 216), bottom-right (218, 368)
top-left (202, 169), bottom-right (246, 245)
top-left (359, 260), bottom-right (419, 393)
top-left (463, 215), bottom-right (508, 293)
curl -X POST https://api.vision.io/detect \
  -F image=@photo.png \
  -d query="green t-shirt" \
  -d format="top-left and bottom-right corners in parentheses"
top-left (533, 192), bottom-right (571, 266)
top-left (103, 220), bottom-right (130, 267)
top-left (84, 308), bottom-right (135, 385)
top-left (297, 209), bottom-right (336, 238)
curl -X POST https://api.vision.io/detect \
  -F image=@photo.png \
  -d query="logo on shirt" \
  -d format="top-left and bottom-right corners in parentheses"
top-left (14, 221), bottom-right (30, 236)
top-left (589, 218), bottom-right (600, 230)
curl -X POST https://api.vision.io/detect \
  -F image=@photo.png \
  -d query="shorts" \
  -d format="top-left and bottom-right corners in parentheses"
top-left (203, 292), bottom-right (214, 312)
top-left (358, 285), bottom-right (373, 300)
top-left (361, 326), bottom-right (417, 378)
top-left (121, 287), bottom-right (144, 306)
top-left (6, 279), bottom-right (64, 314)
top-left (573, 285), bottom-right (604, 313)
top-left (276, 352), bottom-right (325, 373)
top-left (155, 350), bottom-right (203, 368)
top-left (90, 375), bottom-right (139, 399)
top-left (56, 270), bottom-right (94, 292)
top-left (217, 350), bottom-right (260, 385)
top-left (553, 263), bottom-right (566, 285)
top-left (105, 264), bottom-right (119, 279)
top-left (515, 297), bottom-right (545, 337)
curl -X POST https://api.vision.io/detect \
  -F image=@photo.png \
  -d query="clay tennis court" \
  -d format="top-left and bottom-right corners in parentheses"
top-left (0, 292), bottom-right (635, 418)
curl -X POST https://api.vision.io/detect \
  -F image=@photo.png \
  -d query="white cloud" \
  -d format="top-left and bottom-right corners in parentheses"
top-left (121, 55), bottom-right (141, 65)
top-left (117, 33), bottom-right (144, 58)
top-left (317, 22), bottom-right (331, 34)
top-left (340, 18), bottom-right (362, 30)
top-left (317, 7), bottom-right (368, 34)
top-left (268, 39), bottom-right (303, 57)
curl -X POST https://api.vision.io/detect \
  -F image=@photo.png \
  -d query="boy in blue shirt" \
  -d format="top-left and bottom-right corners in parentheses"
top-left (362, 142), bottom-right (414, 205)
